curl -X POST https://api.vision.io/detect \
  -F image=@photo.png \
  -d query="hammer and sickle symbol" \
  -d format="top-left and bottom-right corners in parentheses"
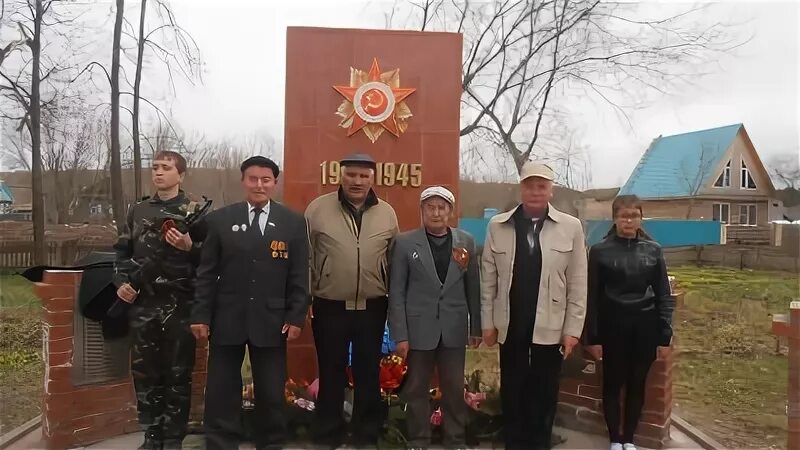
top-left (365, 90), bottom-right (385, 110)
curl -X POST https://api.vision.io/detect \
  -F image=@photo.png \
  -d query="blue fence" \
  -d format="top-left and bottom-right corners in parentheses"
top-left (584, 219), bottom-right (722, 247)
top-left (459, 218), bottom-right (490, 247)
top-left (458, 214), bottom-right (723, 248)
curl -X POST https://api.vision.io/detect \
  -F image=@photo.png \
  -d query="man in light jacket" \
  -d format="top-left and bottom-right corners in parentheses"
top-left (480, 161), bottom-right (588, 450)
top-left (305, 153), bottom-right (399, 449)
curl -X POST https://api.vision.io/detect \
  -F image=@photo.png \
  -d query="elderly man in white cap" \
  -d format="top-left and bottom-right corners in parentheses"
top-left (480, 161), bottom-right (587, 450)
top-left (388, 186), bottom-right (481, 450)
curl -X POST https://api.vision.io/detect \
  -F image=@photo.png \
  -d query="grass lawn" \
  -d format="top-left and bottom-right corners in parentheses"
top-left (0, 274), bottom-right (43, 434)
top-left (0, 272), bottom-right (40, 308)
top-left (671, 266), bottom-right (797, 450)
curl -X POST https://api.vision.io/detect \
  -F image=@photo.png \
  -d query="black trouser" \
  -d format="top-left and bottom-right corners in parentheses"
top-left (401, 342), bottom-right (467, 448)
top-left (311, 296), bottom-right (388, 448)
top-left (129, 294), bottom-right (196, 447)
top-left (204, 342), bottom-right (287, 450)
top-left (499, 340), bottom-right (563, 450)
top-left (601, 311), bottom-right (658, 444)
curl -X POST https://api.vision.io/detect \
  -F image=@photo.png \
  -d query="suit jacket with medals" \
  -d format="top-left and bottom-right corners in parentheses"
top-left (388, 227), bottom-right (481, 351)
top-left (192, 201), bottom-right (310, 347)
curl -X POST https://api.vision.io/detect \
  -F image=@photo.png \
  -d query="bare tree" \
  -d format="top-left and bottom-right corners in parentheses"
top-left (459, 138), bottom-right (517, 183)
top-left (176, 132), bottom-right (278, 205)
top-left (677, 142), bottom-right (717, 219)
top-left (41, 102), bottom-right (106, 223)
top-left (109, 0), bottom-right (125, 229)
top-left (129, 0), bottom-right (202, 198)
top-left (769, 154), bottom-right (800, 190)
top-left (1, 127), bottom-right (32, 170)
top-left (392, 0), bottom-right (741, 175)
top-left (131, 0), bottom-right (147, 198)
top-left (185, 131), bottom-right (278, 170)
top-left (0, 0), bottom-right (80, 263)
top-left (60, 0), bottom-right (200, 209)
top-left (141, 119), bottom-right (185, 158)
top-left (548, 129), bottom-right (591, 190)
top-left (2, 94), bottom-right (108, 223)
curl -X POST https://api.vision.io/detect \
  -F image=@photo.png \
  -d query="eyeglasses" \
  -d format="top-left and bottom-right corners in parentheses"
top-left (616, 213), bottom-right (642, 220)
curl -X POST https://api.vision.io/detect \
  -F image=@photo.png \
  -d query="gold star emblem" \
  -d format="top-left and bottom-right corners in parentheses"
top-left (333, 58), bottom-right (416, 143)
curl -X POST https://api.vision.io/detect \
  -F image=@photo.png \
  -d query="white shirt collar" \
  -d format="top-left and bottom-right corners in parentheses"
top-left (248, 201), bottom-right (270, 213)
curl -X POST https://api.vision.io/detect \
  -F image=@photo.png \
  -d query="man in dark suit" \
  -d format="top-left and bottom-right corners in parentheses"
top-left (191, 156), bottom-right (310, 450)
top-left (388, 186), bottom-right (481, 449)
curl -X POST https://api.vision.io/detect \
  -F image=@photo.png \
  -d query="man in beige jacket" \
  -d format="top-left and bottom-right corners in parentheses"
top-left (305, 153), bottom-right (399, 449)
top-left (481, 161), bottom-right (587, 450)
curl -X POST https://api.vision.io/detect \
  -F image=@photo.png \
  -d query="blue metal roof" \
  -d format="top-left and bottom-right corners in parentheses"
top-left (619, 124), bottom-right (743, 198)
top-left (0, 180), bottom-right (13, 203)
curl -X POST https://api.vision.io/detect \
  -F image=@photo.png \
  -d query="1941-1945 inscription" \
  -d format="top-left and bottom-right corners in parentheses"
top-left (320, 160), bottom-right (422, 187)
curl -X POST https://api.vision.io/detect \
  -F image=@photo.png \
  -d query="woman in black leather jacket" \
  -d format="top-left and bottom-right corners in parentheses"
top-left (584, 195), bottom-right (675, 450)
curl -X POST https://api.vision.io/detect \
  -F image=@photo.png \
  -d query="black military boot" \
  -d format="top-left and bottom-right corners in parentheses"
top-left (139, 428), bottom-right (163, 450)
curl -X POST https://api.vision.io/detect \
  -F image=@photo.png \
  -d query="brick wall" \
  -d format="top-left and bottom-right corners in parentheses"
top-left (37, 271), bottom-right (139, 449)
top-left (557, 338), bottom-right (676, 448)
top-left (772, 302), bottom-right (800, 450)
top-left (556, 291), bottom-right (683, 448)
top-left (190, 340), bottom-right (208, 427)
top-left (36, 271), bottom-right (219, 446)
top-left (556, 293), bottom-right (683, 449)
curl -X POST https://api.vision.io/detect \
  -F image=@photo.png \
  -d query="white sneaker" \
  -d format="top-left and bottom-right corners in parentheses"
top-left (610, 444), bottom-right (623, 450)
top-left (623, 444), bottom-right (638, 450)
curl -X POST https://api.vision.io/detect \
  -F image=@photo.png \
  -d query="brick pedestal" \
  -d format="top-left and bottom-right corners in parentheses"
top-left (557, 344), bottom-right (675, 448)
top-left (773, 301), bottom-right (800, 450)
top-left (37, 270), bottom-right (211, 447)
top-left (36, 271), bottom-right (139, 449)
top-left (557, 288), bottom-right (682, 450)
top-left (190, 339), bottom-right (208, 426)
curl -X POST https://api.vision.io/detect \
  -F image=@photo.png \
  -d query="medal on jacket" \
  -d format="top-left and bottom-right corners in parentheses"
top-left (271, 240), bottom-right (288, 259)
top-left (452, 247), bottom-right (469, 271)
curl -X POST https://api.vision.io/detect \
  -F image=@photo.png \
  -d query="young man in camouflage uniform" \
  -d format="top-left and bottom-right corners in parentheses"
top-left (114, 151), bottom-right (208, 450)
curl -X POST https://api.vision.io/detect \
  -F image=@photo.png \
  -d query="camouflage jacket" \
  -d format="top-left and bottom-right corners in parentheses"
top-left (113, 191), bottom-right (209, 295)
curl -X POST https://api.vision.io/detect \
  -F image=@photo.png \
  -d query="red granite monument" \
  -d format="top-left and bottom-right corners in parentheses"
top-left (281, 27), bottom-right (464, 383)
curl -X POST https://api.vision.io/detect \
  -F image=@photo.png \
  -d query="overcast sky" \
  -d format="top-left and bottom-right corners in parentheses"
top-left (4, 0), bottom-right (796, 189)
top-left (160, 0), bottom-right (798, 188)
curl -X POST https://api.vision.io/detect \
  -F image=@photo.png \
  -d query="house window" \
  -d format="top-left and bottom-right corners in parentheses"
top-left (740, 160), bottom-right (757, 189)
top-left (713, 160), bottom-right (731, 187)
top-left (738, 204), bottom-right (757, 226)
top-left (90, 204), bottom-right (103, 216)
top-left (712, 203), bottom-right (730, 223)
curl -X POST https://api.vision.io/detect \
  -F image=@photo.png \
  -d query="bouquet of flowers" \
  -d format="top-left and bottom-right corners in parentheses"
top-left (378, 367), bottom-right (503, 447)
top-left (242, 377), bottom-right (318, 440)
top-left (345, 354), bottom-right (408, 395)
